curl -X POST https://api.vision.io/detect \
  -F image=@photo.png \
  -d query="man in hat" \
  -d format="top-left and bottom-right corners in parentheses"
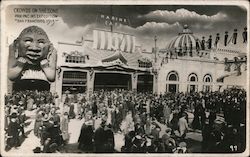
top-left (178, 113), bottom-right (189, 139)
top-left (103, 124), bottom-right (115, 152)
top-left (94, 115), bottom-right (108, 152)
top-left (18, 107), bottom-right (27, 138)
top-left (5, 113), bottom-right (21, 150)
top-left (78, 111), bottom-right (94, 152)
top-left (40, 114), bottom-right (52, 147)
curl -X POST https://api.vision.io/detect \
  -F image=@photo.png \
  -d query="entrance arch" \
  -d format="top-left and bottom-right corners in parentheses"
top-left (94, 73), bottom-right (131, 91)
top-left (137, 74), bottom-right (153, 93)
top-left (188, 73), bottom-right (198, 93)
top-left (166, 71), bottom-right (179, 93)
top-left (203, 74), bottom-right (213, 92)
top-left (62, 71), bottom-right (87, 94)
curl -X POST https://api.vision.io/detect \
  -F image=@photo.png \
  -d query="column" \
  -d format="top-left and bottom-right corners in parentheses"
top-left (131, 72), bottom-right (138, 92)
top-left (179, 82), bottom-right (186, 93)
top-left (56, 67), bottom-right (63, 102)
top-left (153, 73), bottom-right (158, 94)
top-left (198, 82), bottom-right (203, 92)
top-left (87, 69), bottom-right (95, 99)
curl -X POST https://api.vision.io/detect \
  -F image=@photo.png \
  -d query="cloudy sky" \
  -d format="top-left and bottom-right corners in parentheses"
top-left (5, 5), bottom-right (247, 51)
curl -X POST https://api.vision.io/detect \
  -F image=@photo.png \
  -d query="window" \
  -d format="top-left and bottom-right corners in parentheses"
top-left (188, 73), bottom-right (198, 82)
top-left (138, 60), bottom-right (152, 68)
top-left (203, 74), bottom-right (212, 82)
top-left (188, 73), bottom-right (198, 93)
top-left (62, 71), bottom-right (87, 94)
top-left (203, 74), bottom-right (213, 92)
top-left (65, 55), bottom-right (85, 63)
top-left (190, 76), bottom-right (196, 82)
top-left (166, 71), bottom-right (179, 93)
top-left (167, 71), bottom-right (179, 81)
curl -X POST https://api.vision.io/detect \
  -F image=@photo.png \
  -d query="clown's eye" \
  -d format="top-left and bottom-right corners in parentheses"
top-left (38, 39), bottom-right (45, 46)
top-left (25, 40), bottom-right (32, 45)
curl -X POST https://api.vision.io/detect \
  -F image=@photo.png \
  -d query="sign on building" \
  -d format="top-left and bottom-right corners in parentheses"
top-left (98, 14), bottom-right (129, 27)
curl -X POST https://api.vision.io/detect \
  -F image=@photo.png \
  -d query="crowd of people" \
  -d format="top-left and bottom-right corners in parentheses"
top-left (4, 87), bottom-right (246, 153)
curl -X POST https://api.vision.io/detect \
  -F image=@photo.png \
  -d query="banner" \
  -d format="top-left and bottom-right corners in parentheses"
top-left (93, 29), bottom-right (135, 53)
top-left (98, 14), bottom-right (129, 27)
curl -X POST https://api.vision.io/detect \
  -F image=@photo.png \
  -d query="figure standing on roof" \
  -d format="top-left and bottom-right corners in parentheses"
top-left (224, 31), bottom-right (229, 46)
top-left (242, 27), bottom-right (247, 43)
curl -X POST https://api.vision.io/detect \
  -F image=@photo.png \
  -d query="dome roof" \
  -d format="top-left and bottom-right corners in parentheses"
top-left (168, 25), bottom-right (201, 50)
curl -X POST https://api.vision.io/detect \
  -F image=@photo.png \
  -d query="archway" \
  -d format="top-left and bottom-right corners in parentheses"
top-left (188, 73), bottom-right (198, 93)
top-left (94, 73), bottom-right (131, 91)
top-left (137, 74), bottom-right (153, 93)
top-left (166, 71), bottom-right (179, 93)
top-left (203, 74), bottom-right (213, 92)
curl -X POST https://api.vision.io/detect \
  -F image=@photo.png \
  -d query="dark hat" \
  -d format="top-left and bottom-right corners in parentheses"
top-left (33, 147), bottom-right (41, 153)
top-left (63, 112), bottom-right (68, 115)
top-left (10, 113), bottom-right (17, 118)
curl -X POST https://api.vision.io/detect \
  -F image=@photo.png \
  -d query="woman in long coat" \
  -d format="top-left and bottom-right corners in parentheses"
top-left (34, 110), bottom-right (44, 137)
top-left (60, 112), bottom-right (69, 144)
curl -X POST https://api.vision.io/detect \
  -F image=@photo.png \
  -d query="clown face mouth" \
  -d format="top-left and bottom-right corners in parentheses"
top-left (26, 50), bottom-right (42, 60)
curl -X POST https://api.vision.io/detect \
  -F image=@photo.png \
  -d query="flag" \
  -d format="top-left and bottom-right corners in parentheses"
top-left (92, 29), bottom-right (136, 53)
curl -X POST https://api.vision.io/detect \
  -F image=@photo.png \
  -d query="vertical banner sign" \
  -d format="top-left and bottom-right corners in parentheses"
top-left (93, 29), bottom-right (136, 53)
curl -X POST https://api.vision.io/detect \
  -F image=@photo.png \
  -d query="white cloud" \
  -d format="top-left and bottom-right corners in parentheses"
top-left (139, 8), bottom-right (228, 23)
top-left (116, 22), bottom-right (181, 51)
top-left (117, 21), bottom-right (181, 35)
top-left (136, 21), bottom-right (181, 32)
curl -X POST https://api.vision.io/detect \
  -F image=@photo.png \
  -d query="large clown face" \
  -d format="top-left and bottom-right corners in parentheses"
top-left (16, 27), bottom-right (50, 65)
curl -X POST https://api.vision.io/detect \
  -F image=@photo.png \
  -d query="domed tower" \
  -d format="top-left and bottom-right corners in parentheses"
top-left (167, 25), bottom-right (203, 57)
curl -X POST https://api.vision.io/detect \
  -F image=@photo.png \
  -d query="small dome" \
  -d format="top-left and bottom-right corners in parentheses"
top-left (168, 25), bottom-right (201, 51)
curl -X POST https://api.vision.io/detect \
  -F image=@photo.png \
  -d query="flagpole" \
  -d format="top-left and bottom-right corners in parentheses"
top-left (110, 5), bottom-right (113, 33)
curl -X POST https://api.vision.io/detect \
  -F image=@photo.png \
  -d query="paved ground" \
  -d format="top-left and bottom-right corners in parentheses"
top-left (5, 110), bottom-right (203, 154)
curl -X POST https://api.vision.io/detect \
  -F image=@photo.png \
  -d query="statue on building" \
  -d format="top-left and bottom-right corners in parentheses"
top-left (201, 36), bottom-right (205, 50)
top-left (242, 27), bottom-right (247, 43)
top-left (214, 33), bottom-right (220, 47)
top-left (8, 26), bottom-right (57, 83)
top-left (206, 35), bottom-right (212, 49)
top-left (232, 29), bottom-right (238, 45)
top-left (224, 31), bottom-right (228, 46)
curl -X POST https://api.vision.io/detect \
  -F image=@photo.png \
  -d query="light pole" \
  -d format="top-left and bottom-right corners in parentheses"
top-left (154, 35), bottom-right (157, 63)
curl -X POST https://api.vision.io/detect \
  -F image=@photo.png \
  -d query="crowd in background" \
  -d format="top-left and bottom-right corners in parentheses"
top-left (4, 87), bottom-right (246, 153)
